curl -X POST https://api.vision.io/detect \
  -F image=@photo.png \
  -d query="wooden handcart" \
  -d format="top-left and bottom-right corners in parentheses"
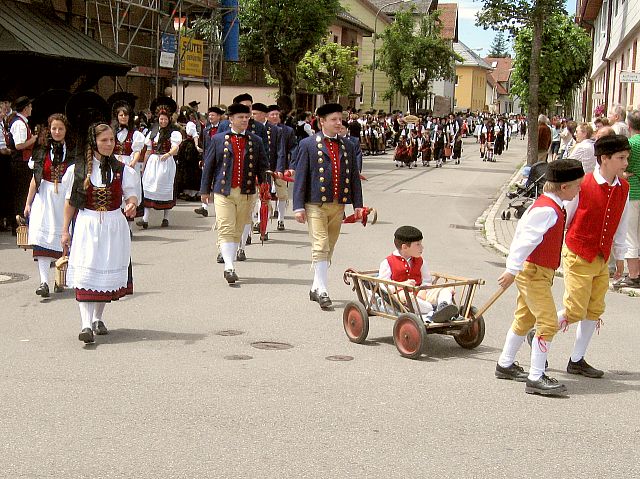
top-left (342, 269), bottom-right (504, 359)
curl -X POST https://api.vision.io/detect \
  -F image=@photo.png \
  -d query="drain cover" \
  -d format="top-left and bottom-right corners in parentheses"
top-left (224, 354), bottom-right (253, 360)
top-left (250, 341), bottom-right (293, 350)
top-left (0, 272), bottom-right (29, 284)
top-left (215, 329), bottom-right (245, 336)
top-left (326, 355), bottom-right (354, 362)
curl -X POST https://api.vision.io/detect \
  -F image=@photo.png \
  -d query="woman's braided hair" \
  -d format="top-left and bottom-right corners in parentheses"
top-left (84, 123), bottom-right (112, 190)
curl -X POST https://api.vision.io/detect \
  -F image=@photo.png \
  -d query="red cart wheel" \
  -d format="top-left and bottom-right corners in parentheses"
top-left (343, 301), bottom-right (369, 344)
top-left (393, 313), bottom-right (426, 359)
top-left (454, 306), bottom-right (486, 349)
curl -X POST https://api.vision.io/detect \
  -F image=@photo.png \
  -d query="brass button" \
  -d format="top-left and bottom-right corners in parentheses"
top-left (225, 135), bottom-right (230, 140)
top-left (222, 172), bottom-right (226, 176)
top-left (221, 180), bottom-right (226, 184)
top-left (344, 188), bottom-right (349, 193)
top-left (342, 197), bottom-right (347, 202)
top-left (320, 187), bottom-right (326, 192)
top-left (249, 163), bottom-right (253, 168)
top-left (317, 151), bottom-right (323, 156)
top-left (224, 148), bottom-right (229, 152)
top-left (318, 158), bottom-right (324, 163)
top-left (319, 177), bottom-right (325, 182)
top-left (247, 180), bottom-right (252, 184)
top-left (345, 160), bottom-right (349, 165)
top-left (346, 179), bottom-right (350, 184)
top-left (321, 196), bottom-right (327, 202)
top-left (249, 155), bottom-right (253, 160)
top-left (317, 143), bottom-right (323, 149)
top-left (224, 141), bottom-right (229, 146)
top-left (346, 169), bottom-right (350, 174)
top-left (319, 167), bottom-right (324, 173)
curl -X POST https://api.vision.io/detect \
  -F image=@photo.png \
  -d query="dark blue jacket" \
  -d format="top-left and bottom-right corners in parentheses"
top-left (199, 130), bottom-right (268, 196)
top-left (344, 135), bottom-right (363, 173)
top-left (218, 118), bottom-right (269, 153)
top-left (292, 132), bottom-right (363, 211)
top-left (276, 123), bottom-right (297, 172)
top-left (264, 121), bottom-right (285, 172)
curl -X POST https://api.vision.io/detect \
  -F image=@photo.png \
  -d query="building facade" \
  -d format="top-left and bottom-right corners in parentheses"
top-left (453, 41), bottom-right (492, 112)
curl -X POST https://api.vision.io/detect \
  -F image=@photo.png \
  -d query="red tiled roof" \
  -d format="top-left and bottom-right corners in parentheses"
top-left (484, 56), bottom-right (512, 83)
top-left (437, 3), bottom-right (458, 41)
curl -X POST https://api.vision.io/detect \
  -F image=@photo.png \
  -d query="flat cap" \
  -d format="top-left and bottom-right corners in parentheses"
top-left (594, 134), bottom-right (630, 157)
top-left (394, 225), bottom-right (423, 243)
top-left (545, 158), bottom-right (585, 183)
top-left (316, 103), bottom-right (343, 117)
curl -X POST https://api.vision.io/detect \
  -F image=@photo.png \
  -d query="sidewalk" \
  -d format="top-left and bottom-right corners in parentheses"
top-left (478, 161), bottom-right (640, 298)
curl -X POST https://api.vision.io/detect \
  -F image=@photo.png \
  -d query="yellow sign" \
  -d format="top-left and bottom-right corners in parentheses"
top-left (179, 37), bottom-right (204, 77)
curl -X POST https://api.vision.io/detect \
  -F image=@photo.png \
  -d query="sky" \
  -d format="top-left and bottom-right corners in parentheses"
top-left (454, 0), bottom-right (576, 57)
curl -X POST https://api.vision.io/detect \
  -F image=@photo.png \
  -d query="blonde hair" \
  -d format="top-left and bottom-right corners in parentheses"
top-left (543, 177), bottom-right (581, 193)
top-left (84, 123), bottom-right (112, 190)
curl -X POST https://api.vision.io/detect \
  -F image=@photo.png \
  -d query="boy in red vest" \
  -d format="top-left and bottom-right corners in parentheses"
top-left (378, 226), bottom-right (458, 323)
top-left (557, 134), bottom-right (630, 378)
top-left (495, 159), bottom-right (584, 396)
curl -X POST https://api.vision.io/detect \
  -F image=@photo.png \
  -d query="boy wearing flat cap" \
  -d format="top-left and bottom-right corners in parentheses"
top-left (496, 159), bottom-right (584, 396)
top-left (378, 226), bottom-right (458, 323)
top-left (556, 134), bottom-right (630, 378)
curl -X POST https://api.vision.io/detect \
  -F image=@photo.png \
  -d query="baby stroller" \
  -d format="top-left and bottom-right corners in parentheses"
top-left (501, 161), bottom-right (548, 219)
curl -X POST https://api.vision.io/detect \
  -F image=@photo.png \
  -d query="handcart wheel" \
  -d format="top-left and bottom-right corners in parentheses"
top-left (393, 313), bottom-right (426, 359)
top-left (454, 306), bottom-right (486, 349)
top-left (343, 301), bottom-right (369, 344)
top-left (514, 206), bottom-right (526, 219)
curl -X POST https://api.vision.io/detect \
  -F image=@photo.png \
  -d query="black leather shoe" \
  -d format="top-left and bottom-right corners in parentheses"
top-left (318, 292), bottom-right (332, 309)
top-left (431, 303), bottom-right (458, 323)
top-left (78, 328), bottom-right (95, 344)
top-left (567, 358), bottom-right (604, 378)
top-left (36, 282), bottom-right (50, 298)
top-left (309, 290), bottom-right (319, 302)
top-left (236, 249), bottom-right (246, 261)
top-left (252, 224), bottom-right (260, 234)
top-left (194, 207), bottom-right (208, 217)
top-left (224, 269), bottom-right (238, 284)
top-left (161, 219), bottom-right (169, 227)
top-left (246, 235), bottom-right (252, 246)
top-left (136, 220), bottom-right (148, 229)
top-left (525, 374), bottom-right (567, 396)
top-left (94, 321), bottom-right (108, 335)
top-left (495, 362), bottom-right (528, 382)
top-left (277, 221), bottom-right (285, 231)
top-left (216, 253), bottom-right (224, 264)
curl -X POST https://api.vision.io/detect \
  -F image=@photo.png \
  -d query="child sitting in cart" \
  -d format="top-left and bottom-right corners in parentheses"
top-left (378, 226), bottom-right (459, 323)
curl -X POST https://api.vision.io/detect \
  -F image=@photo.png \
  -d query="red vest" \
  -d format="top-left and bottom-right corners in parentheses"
top-left (12, 116), bottom-right (32, 161)
top-left (565, 172), bottom-right (629, 262)
top-left (114, 129), bottom-right (134, 156)
top-left (526, 195), bottom-right (565, 269)
top-left (86, 172), bottom-right (124, 212)
top-left (231, 135), bottom-right (246, 188)
top-left (387, 254), bottom-right (423, 284)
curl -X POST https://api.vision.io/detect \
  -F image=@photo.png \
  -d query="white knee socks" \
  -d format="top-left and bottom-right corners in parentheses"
top-left (163, 210), bottom-right (170, 220)
top-left (143, 208), bottom-right (150, 222)
top-left (37, 257), bottom-right (50, 285)
top-left (201, 202), bottom-right (208, 210)
top-left (79, 302), bottom-right (95, 330)
top-left (436, 288), bottom-right (453, 305)
top-left (277, 201), bottom-right (286, 221)
top-left (529, 336), bottom-right (550, 381)
top-left (220, 242), bottom-right (237, 270)
top-left (313, 261), bottom-right (329, 294)
top-left (240, 224), bottom-right (251, 248)
top-left (93, 303), bottom-right (106, 325)
top-left (570, 320), bottom-right (597, 362)
top-left (498, 329), bottom-right (526, 368)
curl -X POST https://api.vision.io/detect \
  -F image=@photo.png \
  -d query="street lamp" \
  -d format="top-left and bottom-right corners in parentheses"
top-left (371, 0), bottom-right (411, 109)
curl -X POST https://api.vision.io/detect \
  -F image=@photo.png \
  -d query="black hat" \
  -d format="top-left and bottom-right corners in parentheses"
top-left (394, 226), bottom-right (423, 243)
top-left (267, 104), bottom-right (280, 113)
top-left (227, 103), bottom-right (251, 116)
top-left (545, 159), bottom-right (585, 183)
top-left (13, 96), bottom-right (32, 112)
top-left (188, 100), bottom-right (200, 108)
top-left (208, 106), bottom-right (224, 115)
top-left (233, 93), bottom-right (253, 104)
top-left (251, 102), bottom-right (268, 113)
top-left (594, 134), bottom-right (631, 157)
top-left (316, 103), bottom-right (343, 117)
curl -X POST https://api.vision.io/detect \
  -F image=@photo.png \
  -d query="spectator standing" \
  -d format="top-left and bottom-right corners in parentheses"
top-left (609, 104), bottom-right (630, 137)
top-left (567, 123), bottom-right (597, 173)
top-left (537, 115), bottom-right (552, 162)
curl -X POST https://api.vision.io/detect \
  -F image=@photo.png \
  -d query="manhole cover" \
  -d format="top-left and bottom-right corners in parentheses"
top-left (224, 354), bottom-right (253, 360)
top-left (325, 355), bottom-right (354, 362)
top-left (609, 370), bottom-right (633, 376)
top-left (215, 329), bottom-right (245, 336)
top-left (250, 341), bottom-right (294, 350)
top-left (0, 272), bottom-right (29, 284)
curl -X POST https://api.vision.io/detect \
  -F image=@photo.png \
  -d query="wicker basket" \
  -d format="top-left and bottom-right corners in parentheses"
top-left (15, 216), bottom-right (30, 250)
top-left (54, 256), bottom-right (69, 292)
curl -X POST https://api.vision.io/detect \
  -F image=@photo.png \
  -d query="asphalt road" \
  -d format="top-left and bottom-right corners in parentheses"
top-left (1, 137), bottom-right (638, 478)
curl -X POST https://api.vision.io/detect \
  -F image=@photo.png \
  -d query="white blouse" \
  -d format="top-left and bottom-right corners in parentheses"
top-left (144, 130), bottom-right (182, 151)
top-left (116, 128), bottom-right (146, 153)
top-left (63, 158), bottom-right (141, 205)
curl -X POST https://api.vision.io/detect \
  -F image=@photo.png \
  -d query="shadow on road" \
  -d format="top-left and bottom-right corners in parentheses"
top-left (240, 276), bottom-right (311, 286)
top-left (83, 328), bottom-right (207, 348)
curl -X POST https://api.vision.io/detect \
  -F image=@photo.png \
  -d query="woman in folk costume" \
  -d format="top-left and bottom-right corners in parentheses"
top-left (420, 129), bottom-right (432, 166)
top-left (23, 114), bottom-right (74, 297)
top-left (61, 123), bottom-right (140, 344)
top-left (138, 106), bottom-right (182, 228)
top-left (111, 101), bottom-right (145, 172)
top-left (177, 107), bottom-right (203, 200)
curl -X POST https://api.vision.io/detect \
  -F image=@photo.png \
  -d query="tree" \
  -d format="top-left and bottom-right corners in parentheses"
top-left (488, 32), bottom-right (510, 58)
top-left (376, 9), bottom-right (461, 114)
top-left (238, 0), bottom-right (341, 105)
top-left (510, 14), bottom-right (591, 112)
top-left (297, 41), bottom-right (360, 104)
top-left (477, 0), bottom-right (565, 165)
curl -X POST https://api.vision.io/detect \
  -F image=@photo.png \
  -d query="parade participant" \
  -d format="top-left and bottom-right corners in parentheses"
top-left (195, 106), bottom-right (224, 217)
top-left (138, 106), bottom-right (182, 228)
top-left (495, 159), bottom-right (584, 396)
top-left (0, 100), bottom-right (13, 231)
top-left (269, 104), bottom-right (297, 231)
top-left (378, 226), bottom-right (458, 323)
top-left (293, 103), bottom-right (363, 309)
top-left (178, 108), bottom-right (203, 201)
top-left (111, 102), bottom-right (145, 171)
top-left (420, 130), bottom-right (432, 167)
top-left (556, 135), bottom-right (631, 378)
top-left (23, 114), bottom-right (74, 297)
top-left (340, 120), bottom-right (363, 174)
top-left (61, 123), bottom-right (140, 344)
top-left (200, 103), bottom-right (269, 284)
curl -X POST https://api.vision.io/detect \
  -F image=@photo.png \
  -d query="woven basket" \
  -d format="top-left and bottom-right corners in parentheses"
top-left (54, 256), bottom-right (69, 291)
top-left (15, 215), bottom-right (31, 250)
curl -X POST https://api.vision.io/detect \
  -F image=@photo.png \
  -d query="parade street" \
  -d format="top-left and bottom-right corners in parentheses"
top-left (1, 138), bottom-right (638, 478)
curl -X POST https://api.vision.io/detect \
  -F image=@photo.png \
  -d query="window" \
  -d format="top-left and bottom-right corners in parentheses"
top-left (455, 75), bottom-right (459, 86)
top-left (602, 1), bottom-right (608, 37)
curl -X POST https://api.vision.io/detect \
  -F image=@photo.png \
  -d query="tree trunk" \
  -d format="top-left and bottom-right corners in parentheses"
top-left (408, 94), bottom-right (417, 115)
top-left (526, 9), bottom-right (544, 165)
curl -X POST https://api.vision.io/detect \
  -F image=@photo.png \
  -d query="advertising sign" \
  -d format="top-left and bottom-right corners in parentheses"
top-left (179, 37), bottom-right (204, 77)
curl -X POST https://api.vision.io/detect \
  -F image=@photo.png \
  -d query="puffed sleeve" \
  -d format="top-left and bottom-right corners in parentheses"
top-left (62, 164), bottom-right (76, 200)
top-left (144, 132), bottom-right (153, 147)
top-left (132, 131), bottom-right (146, 153)
top-left (186, 121), bottom-right (198, 138)
top-left (170, 130), bottom-right (183, 148)
top-left (122, 164), bottom-right (141, 205)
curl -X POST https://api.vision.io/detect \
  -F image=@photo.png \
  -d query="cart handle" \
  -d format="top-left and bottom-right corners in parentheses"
top-left (473, 287), bottom-right (507, 318)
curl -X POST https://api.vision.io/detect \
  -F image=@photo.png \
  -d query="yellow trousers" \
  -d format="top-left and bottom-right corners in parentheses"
top-left (305, 202), bottom-right (345, 262)
top-left (562, 246), bottom-right (608, 323)
top-left (274, 178), bottom-right (289, 200)
top-left (214, 188), bottom-right (256, 244)
top-left (511, 262), bottom-right (558, 340)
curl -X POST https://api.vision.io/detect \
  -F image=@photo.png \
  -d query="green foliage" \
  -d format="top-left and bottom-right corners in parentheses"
top-left (297, 41), bottom-right (360, 103)
top-left (238, 0), bottom-right (342, 99)
top-left (376, 9), bottom-right (461, 112)
top-left (476, 0), bottom-right (566, 35)
top-left (488, 32), bottom-right (510, 58)
top-left (511, 14), bottom-right (591, 109)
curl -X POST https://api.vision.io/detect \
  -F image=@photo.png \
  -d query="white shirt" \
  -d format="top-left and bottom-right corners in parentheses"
top-left (612, 121), bottom-right (630, 138)
top-left (10, 113), bottom-right (29, 146)
top-left (505, 193), bottom-right (564, 275)
top-left (116, 128), bottom-right (145, 153)
top-left (378, 250), bottom-right (432, 286)
top-left (63, 158), bottom-right (141, 205)
top-left (565, 167), bottom-right (630, 260)
top-left (185, 121), bottom-right (199, 139)
top-left (567, 139), bottom-right (596, 173)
